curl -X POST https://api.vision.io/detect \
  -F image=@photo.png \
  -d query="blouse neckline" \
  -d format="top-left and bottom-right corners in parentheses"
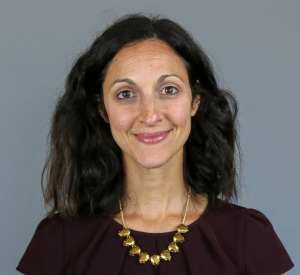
top-left (106, 201), bottom-right (211, 237)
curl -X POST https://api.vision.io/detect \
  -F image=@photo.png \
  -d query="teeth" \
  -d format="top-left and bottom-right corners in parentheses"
top-left (138, 131), bottom-right (168, 138)
top-left (144, 134), bottom-right (158, 137)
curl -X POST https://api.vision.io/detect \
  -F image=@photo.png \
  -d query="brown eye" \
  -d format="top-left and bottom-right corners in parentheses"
top-left (117, 90), bottom-right (133, 99)
top-left (162, 86), bottom-right (178, 95)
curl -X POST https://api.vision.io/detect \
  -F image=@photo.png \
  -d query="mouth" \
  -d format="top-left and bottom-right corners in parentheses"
top-left (134, 130), bottom-right (172, 144)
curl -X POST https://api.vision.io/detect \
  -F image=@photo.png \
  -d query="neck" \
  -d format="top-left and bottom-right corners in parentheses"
top-left (120, 148), bottom-right (193, 221)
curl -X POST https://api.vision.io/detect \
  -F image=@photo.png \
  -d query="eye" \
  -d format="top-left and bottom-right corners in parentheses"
top-left (161, 86), bottom-right (178, 95)
top-left (117, 90), bottom-right (134, 99)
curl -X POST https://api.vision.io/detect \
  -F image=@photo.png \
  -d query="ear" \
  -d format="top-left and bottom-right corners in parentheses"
top-left (191, 80), bottom-right (201, 117)
top-left (98, 104), bottom-right (109, 123)
top-left (191, 95), bottom-right (201, 117)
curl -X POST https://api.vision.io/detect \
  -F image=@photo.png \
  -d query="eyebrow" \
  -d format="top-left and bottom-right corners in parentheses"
top-left (110, 74), bottom-right (183, 89)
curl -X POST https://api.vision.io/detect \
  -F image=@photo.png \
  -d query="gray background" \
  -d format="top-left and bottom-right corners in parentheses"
top-left (0, 1), bottom-right (299, 274)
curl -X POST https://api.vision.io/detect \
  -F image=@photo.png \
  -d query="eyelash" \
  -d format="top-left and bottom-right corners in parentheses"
top-left (116, 86), bottom-right (179, 99)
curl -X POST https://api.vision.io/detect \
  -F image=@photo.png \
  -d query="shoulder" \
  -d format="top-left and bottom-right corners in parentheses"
top-left (202, 201), bottom-right (294, 274)
top-left (34, 212), bottom-right (109, 231)
top-left (34, 213), bottom-right (64, 232)
top-left (17, 213), bottom-right (111, 274)
top-left (24, 213), bottom-right (65, 249)
top-left (204, 200), bottom-right (250, 225)
top-left (205, 199), bottom-right (272, 224)
top-left (205, 200), bottom-right (284, 236)
top-left (16, 214), bottom-right (65, 274)
top-left (34, 213), bottom-right (111, 244)
top-left (202, 200), bottom-right (279, 242)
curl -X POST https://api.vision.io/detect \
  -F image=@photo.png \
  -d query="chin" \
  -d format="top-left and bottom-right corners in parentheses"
top-left (134, 154), bottom-right (171, 169)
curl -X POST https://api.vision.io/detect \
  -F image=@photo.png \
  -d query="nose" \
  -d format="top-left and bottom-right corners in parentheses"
top-left (138, 97), bottom-right (162, 126)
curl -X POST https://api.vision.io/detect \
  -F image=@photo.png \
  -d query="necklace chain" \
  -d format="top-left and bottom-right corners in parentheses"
top-left (118, 186), bottom-right (191, 266)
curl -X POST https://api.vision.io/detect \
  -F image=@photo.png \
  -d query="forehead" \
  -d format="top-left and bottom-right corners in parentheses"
top-left (103, 39), bottom-right (189, 87)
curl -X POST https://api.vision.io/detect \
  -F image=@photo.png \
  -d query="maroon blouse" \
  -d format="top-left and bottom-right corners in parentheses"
top-left (16, 202), bottom-right (294, 275)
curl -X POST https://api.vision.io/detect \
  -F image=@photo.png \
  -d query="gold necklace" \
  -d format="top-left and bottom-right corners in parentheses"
top-left (118, 186), bottom-right (191, 267)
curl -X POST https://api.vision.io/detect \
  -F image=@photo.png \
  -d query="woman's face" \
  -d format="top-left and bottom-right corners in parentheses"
top-left (101, 39), bottom-right (200, 169)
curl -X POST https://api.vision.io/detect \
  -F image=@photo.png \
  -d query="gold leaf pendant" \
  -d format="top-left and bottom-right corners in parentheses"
top-left (150, 255), bottom-right (160, 266)
top-left (123, 236), bottom-right (135, 247)
top-left (118, 228), bottom-right (130, 237)
top-left (129, 245), bottom-right (141, 256)
top-left (177, 224), bottom-right (189, 233)
top-left (173, 233), bottom-right (185, 243)
top-left (160, 250), bottom-right (171, 261)
top-left (139, 252), bottom-right (150, 264)
top-left (168, 242), bottom-right (179, 253)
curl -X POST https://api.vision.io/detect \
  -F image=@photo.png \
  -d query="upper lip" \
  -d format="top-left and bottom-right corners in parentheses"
top-left (134, 130), bottom-right (171, 138)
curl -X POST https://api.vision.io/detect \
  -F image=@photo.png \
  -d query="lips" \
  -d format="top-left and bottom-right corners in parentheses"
top-left (134, 130), bottom-right (171, 144)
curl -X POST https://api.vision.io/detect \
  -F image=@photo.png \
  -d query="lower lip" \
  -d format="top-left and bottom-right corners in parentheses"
top-left (134, 130), bottom-right (171, 144)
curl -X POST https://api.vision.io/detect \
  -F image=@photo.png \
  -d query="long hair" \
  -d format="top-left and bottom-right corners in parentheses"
top-left (42, 13), bottom-right (242, 219)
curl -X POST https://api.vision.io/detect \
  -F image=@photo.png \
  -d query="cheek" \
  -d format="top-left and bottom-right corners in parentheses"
top-left (167, 100), bottom-right (192, 126)
top-left (108, 108), bottom-right (134, 138)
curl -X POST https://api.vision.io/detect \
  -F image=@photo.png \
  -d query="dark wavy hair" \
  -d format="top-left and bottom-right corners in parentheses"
top-left (42, 13), bottom-right (242, 219)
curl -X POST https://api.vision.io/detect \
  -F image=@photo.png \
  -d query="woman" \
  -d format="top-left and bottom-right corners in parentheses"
top-left (16, 13), bottom-right (294, 275)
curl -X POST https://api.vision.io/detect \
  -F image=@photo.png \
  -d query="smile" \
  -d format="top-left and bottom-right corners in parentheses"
top-left (134, 130), bottom-right (171, 144)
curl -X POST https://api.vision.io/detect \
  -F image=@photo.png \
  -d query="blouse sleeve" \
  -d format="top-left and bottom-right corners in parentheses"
top-left (16, 214), bottom-right (65, 275)
top-left (244, 208), bottom-right (294, 275)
